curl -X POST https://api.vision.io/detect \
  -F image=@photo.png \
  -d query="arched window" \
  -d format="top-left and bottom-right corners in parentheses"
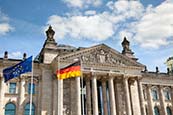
top-left (154, 106), bottom-right (160, 115)
top-left (5, 103), bottom-right (16, 115)
top-left (24, 103), bottom-right (35, 115)
top-left (166, 107), bottom-right (172, 115)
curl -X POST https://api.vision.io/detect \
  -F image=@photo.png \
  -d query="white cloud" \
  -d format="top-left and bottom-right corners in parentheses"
top-left (0, 23), bottom-right (13, 35)
top-left (48, 1), bottom-right (173, 49)
top-left (107, 1), bottom-right (144, 19)
top-left (47, 14), bottom-right (114, 41)
top-left (133, 2), bottom-right (173, 48)
top-left (84, 10), bottom-right (96, 15)
top-left (63, 0), bottom-right (102, 8)
top-left (47, 1), bottom-right (144, 42)
top-left (0, 11), bottom-right (13, 36)
top-left (8, 51), bottom-right (22, 59)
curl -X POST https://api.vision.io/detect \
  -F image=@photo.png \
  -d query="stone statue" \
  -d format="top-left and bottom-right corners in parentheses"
top-left (46, 25), bottom-right (55, 41)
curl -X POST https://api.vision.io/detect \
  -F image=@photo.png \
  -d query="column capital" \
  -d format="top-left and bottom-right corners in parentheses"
top-left (128, 78), bottom-right (137, 85)
top-left (91, 75), bottom-right (97, 80)
top-left (108, 76), bottom-right (114, 80)
top-left (123, 76), bottom-right (129, 81)
top-left (146, 84), bottom-right (153, 88)
top-left (158, 85), bottom-right (164, 89)
top-left (84, 74), bottom-right (91, 81)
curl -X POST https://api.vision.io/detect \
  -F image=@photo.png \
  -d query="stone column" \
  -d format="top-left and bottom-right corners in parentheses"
top-left (0, 77), bottom-right (5, 114)
top-left (108, 77), bottom-right (116, 115)
top-left (123, 77), bottom-right (132, 115)
top-left (146, 85), bottom-right (153, 115)
top-left (0, 77), bottom-right (3, 113)
top-left (41, 69), bottom-right (53, 115)
top-left (37, 77), bottom-right (42, 115)
top-left (171, 86), bottom-right (173, 114)
top-left (129, 78), bottom-right (141, 115)
top-left (18, 77), bottom-right (25, 115)
top-left (86, 78), bottom-right (92, 115)
top-left (52, 79), bottom-right (58, 115)
top-left (57, 79), bottom-right (63, 115)
top-left (138, 81), bottom-right (146, 115)
top-left (159, 86), bottom-right (166, 115)
top-left (92, 76), bottom-right (98, 115)
top-left (76, 77), bottom-right (81, 115)
top-left (102, 81), bottom-right (108, 115)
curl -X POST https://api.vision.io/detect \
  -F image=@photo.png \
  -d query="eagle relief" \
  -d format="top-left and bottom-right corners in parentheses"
top-left (99, 50), bottom-right (106, 63)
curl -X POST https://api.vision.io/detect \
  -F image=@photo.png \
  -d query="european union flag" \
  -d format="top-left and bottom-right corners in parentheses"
top-left (3, 56), bottom-right (32, 82)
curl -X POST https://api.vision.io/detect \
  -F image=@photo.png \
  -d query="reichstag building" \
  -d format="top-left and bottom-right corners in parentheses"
top-left (0, 26), bottom-right (173, 115)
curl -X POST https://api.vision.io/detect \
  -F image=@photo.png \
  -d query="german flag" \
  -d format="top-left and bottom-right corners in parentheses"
top-left (56, 61), bottom-right (81, 79)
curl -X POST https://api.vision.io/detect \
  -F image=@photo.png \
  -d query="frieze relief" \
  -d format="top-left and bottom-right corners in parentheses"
top-left (80, 49), bottom-right (126, 66)
top-left (60, 48), bottom-right (136, 67)
top-left (59, 44), bottom-right (143, 68)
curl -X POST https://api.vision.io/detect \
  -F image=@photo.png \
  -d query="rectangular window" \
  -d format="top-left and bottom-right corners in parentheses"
top-left (9, 83), bottom-right (16, 94)
top-left (28, 83), bottom-right (35, 94)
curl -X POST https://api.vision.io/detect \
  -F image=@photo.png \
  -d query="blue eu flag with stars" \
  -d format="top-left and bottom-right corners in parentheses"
top-left (3, 56), bottom-right (32, 82)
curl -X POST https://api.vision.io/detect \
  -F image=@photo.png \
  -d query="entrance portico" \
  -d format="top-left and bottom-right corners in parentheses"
top-left (52, 43), bottom-right (144, 115)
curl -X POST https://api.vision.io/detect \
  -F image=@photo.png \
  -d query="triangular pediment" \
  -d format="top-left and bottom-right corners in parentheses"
top-left (58, 44), bottom-right (144, 68)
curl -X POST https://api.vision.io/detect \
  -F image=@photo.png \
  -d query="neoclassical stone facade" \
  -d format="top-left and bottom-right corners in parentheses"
top-left (0, 26), bottom-right (173, 115)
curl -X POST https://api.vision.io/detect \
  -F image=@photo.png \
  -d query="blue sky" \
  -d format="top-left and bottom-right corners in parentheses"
top-left (0, 0), bottom-right (173, 72)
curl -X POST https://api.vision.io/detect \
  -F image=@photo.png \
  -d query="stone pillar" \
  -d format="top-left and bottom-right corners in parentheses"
top-left (102, 81), bottom-right (108, 115)
top-left (123, 77), bottom-right (131, 115)
top-left (76, 77), bottom-right (81, 115)
top-left (37, 77), bottom-right (42, 115)
top-left (86, 79), bottom-right (92, 115)
top-left (0, 77), bottom-right (3, 113)
top-left (18, 77), bottom-right (25, 115)
top-left (138, 81), bottom-right (146, 115)
top-left (114, 79), bottom-right (124, 115)
top-left (108, 77), bottom-right (116, 115)
top-left (92, 76), bottom-right (98, 115)
top-left (41, 69), bottom-right (53, 115)
top-left (159, 86), bottom-right (166, 115)
top-left (57, 79), bottom-right (63, 115)
top-left (171, 86), bottom-right (173, 114)
top-left (129, 78), bottom-right (141, 115)
top-left (52, 79), bottom-right (58, 115)
top-left (0, 77), bottom-right (5, 114)
top-left (146, 85), bottom-right (153, 115)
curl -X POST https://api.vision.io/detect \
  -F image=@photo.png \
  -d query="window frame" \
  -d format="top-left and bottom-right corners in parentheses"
top-left (151, 87), bottom-right (159, 101)
top-left (24, 103), bottom-right (35, 115)
top-left (9, 83), bottom-right (17, 94)
top-left (5, 102), bottom-right (16, 115)
top-left (166, 107), bottom-right (172, 115)
top-left (28, 83), bottom-right (35, 94)
top-left (163, 88), bottom-right (171, 101)
top-left (154, 106), bottom-right (160, 115)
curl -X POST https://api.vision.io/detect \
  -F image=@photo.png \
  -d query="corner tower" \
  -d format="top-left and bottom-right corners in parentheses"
top-left (165, 56), bottom-right (173, 74)
top-left (38, 26), bottom-right (58, 63)
top-left (121, 37), bottom-right (138, 61)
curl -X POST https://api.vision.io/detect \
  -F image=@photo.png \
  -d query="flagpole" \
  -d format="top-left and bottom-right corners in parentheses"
top-left (80, 59), bottom-right (85, 115)
top-left (29, 57), bottom-right (33, 115)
